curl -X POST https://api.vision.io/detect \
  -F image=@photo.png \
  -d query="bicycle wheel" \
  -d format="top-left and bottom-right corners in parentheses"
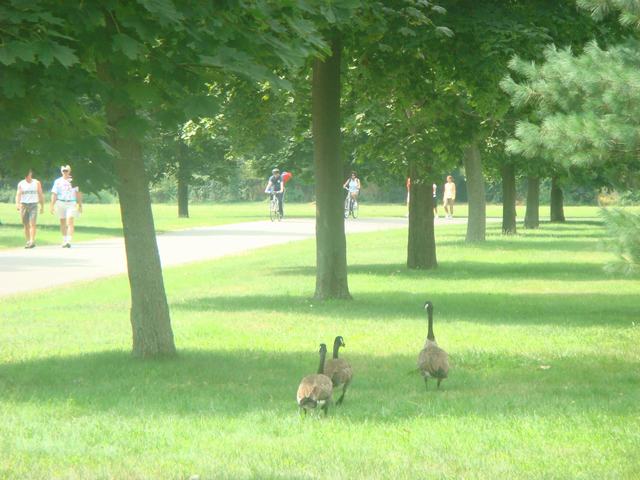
top-left (344, 196), bottom-right (350, 219)
top-left (270, 197), bottom-right (277, 222)
top-left (351, 200), bottom-right (358, 219)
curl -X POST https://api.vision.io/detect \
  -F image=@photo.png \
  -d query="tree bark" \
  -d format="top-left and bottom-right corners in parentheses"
top-left (524, 175), bottom-right (540, 229)
top-left (312, 35), bottom-right (351, 300)
top-left (407, 159), bottom-right (437, 269)
top-left (177, 143), bottom-right (189, 218)
top-left (463, 142), bottom-right (486, 242)
top-left (550, 176), bottom-right (566, 222)
top-left (501, 163), bottom-right (517, 235)
top-left (102, 97), bottom-right (176, 358)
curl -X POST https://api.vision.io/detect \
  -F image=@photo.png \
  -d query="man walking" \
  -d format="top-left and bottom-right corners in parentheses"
top-left (50, 165), bottom-right (83, 248)
top-left (15, 168), bottom-right (44, 248)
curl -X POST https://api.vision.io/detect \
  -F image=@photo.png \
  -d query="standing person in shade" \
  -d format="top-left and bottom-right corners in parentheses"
top-left (15, 168), bottom-right (44, 248)
top-left (432, 182), bottom-right (439, 219)
top-left (265, 168), bottom-right (284, 218)
top-left (443, 175), bottom-right (456, 219)
top-left (50, 165), bottom-right (83, 248)
top-left (406, 177), bottom-right (411, 217)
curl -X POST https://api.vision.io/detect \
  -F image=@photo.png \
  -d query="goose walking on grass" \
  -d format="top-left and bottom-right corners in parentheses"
top-left (323, 336), bottom-right (353, 405)
top-left (296, 343), bottom-right (333, 415)
top-left (418, 301), bottom-right (449, 390)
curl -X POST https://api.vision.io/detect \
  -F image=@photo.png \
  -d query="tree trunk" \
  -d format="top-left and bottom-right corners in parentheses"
top-left (502, 163), bottom-right (517, 235)
top-left (97, 16), bottom-right (175, 357)
top-left (177, 143), bottom-right (189, 218)
top-left (550, 176), bottom-right (566, 222)
top-left (463, 142), bottom-right (486, 242)
top-left (524, 175), bottom-right (540, 229)
top-left (104, 101), bottom-right (176, 358)
top-left (407, 159), bottom-right (437, 269)
top-left (312, 35), bottom-right (351, 300)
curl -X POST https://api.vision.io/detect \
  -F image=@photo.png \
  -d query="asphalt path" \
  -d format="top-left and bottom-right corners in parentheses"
top-left (0, 216), bottom-right (468, 298)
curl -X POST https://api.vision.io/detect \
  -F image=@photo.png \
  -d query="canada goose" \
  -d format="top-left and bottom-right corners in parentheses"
top-left (323, 336), bottom-right (353, 405)
top-left (296, 343), bottom-right (333, 415)
top-left (417, 301), bottom-right (449, 390)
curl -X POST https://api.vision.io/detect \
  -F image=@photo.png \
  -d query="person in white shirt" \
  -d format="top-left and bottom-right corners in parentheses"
top-left (443, 175), bottom-right (456, 219)
top-left (15, 168), bottom-right (44, 248)
top-left (50, 165), bottom-right (83, 248)
top-left (432, 183), bottom-right (439, 219)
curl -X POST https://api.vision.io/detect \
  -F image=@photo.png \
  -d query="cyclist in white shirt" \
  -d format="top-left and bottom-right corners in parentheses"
top-left (15, 168), bottom-right (44, 248)
top-left (343, 171), bottom-right (361, 201)
top-left (50, 165), bottom-right (83, 248)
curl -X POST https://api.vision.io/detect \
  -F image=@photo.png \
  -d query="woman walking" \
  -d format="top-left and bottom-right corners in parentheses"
top-left (15, 168), bottom-right (44, 248)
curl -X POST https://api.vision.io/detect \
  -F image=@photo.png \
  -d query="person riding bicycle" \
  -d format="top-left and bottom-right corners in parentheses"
top-left (343, 171), bottom-right (360, 201)
top-left (265, 168), bottom-right (285, 218)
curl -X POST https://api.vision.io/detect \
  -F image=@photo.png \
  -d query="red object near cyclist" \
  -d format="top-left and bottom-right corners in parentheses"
top-left (282, 171), bottom-right (292, 184)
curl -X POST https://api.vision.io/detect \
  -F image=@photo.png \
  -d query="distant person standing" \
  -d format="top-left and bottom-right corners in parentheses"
top-left (432, 183), bottom-right (439, 219)
top-left (406, 177), bottom-right (411, 217)
top-left (15, 168), bottom-right (44, 248)
top-left (50, 165), bottom-right (83, 248)
top-left (443, 175), bottom-right (456, 219)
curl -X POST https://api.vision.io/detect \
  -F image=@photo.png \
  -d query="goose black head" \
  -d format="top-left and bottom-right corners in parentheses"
top-left (424, 301), bottom-right (433, 312)
top-left (319, 343), bottom-right (327, 354)
top-left (334, 336), bottom-right (346, 348)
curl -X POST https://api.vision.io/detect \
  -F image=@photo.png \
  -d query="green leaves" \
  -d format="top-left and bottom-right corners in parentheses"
top-left (503, 37), bottom-right (640, 188)
top-left (136, 0), bottom-right (184, 24)
top-left (113, 33), bottom-right (145, 60)
top-left (0, 40), bottom-right (78, 67)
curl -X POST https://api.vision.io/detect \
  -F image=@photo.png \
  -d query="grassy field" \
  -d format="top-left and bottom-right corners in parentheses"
top-left (0, 200), bottom-right (622, 249)
top-left (0, 218), bottom-right (638, 479)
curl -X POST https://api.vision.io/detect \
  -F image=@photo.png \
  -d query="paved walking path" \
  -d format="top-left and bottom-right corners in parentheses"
top-left (0, 216), bottom-right (468, 298)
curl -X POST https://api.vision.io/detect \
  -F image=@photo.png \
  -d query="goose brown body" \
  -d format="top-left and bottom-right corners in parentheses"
top-left (418, 301), bottom-right (449, 390)
top-left (418, 340), bottom-right (449, 383)
top-left (296, 374), bottom-right (333, 408)
top-left (296, 344), bottom-right (333, 414)
top-left (323, 336), bottom-right (353, 405)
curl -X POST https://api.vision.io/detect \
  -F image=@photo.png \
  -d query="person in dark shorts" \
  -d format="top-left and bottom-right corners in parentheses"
top-left (15, 168), bottom-right (44, 248)
top-left (265, 168), bottom-right (285, 218)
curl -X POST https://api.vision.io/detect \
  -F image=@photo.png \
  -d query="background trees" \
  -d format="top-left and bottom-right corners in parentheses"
top-left (2, 1), bottom-right (332, 356)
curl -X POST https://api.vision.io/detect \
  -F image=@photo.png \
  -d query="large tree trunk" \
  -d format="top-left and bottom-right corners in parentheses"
top-left (312, 35), bottom-right (350, 300)
top-left (407, 159), bottom-right (437, 269)
top-left (97, 17), bottom-right (175, 357)
top-left (103, 100), bottom-right (176, 358)
top-left (463, 142), bottom-right (486, 242)
top-left (524, 175), bottom-right (540, 229)
top-left (501, 163), bottom-right (517, 235)
top-left (177, 143), bottom-right (189, 218)
top-left (550, 176), bottom-right (566, 223)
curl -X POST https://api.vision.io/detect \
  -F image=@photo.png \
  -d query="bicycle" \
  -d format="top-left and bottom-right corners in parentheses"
top-left (344, 188), bottom-right (359, 219)
top-left (267, 191), bottom-right (282, 222)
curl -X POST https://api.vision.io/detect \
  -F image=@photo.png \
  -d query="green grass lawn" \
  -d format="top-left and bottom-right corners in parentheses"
top-left (0, 200), bottom-right (625, 249)
top-left (1, 220), bottom-right (639, 479)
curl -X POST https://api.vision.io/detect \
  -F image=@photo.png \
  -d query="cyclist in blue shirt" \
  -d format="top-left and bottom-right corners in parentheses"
top-left (265, 168), bottom-right (285, 218)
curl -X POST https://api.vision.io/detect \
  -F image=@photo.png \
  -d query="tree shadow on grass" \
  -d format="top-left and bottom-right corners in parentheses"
top-left (173, 291), bottom-right (637, 328)
top-left (277, 261), bottom-right (606, 282)
top-left (0, 349), bottom-right (636, 420)
top-left (436, 238), bottom-right (602, 252)
top-left (0, 222), bottom-right (124, 237)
